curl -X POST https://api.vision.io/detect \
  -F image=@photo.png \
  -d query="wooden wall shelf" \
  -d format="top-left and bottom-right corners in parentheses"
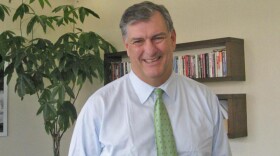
top-left (175, 37), bottom-right (245, 82)
top-left (218, 94), bottom-right (247, 138)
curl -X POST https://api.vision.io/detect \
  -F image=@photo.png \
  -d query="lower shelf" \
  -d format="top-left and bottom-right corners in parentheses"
top-left (218, 94), bottom-right (247, 139)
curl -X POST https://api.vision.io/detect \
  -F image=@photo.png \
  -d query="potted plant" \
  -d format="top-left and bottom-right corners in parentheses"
top-left (0, 0), bottom-right (116, 156)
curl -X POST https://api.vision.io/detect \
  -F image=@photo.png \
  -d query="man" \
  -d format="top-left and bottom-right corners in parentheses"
top-left (69, 1), bottom-right (231, 156)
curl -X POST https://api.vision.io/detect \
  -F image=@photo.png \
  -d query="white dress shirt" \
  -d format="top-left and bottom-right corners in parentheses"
top-left (68, 71), bottom-right (231, 156)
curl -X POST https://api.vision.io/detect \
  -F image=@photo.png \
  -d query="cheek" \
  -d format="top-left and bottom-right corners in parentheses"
top-left (162, 47), bottom-right (174, 66)
top-left (127, 46), bottom-right (142, 60)
top-left (165, 52), bottom-right (173, 67)
top-left (127, 52), bottom-right (140, 66)
top-left (162, 45), bottom-right (174, 59)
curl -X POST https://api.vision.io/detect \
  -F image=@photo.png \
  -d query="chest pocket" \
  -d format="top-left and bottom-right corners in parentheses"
top-left (175, 116), bottom-right (213, 155)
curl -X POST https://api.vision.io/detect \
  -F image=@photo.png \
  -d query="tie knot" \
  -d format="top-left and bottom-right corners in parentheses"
top-left (154, 88), bottom-right (163, 99)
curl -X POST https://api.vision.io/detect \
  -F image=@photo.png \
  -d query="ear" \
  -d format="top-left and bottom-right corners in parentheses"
top-left (123, 37), bottom-right (130, 57)
top-left (171, 29), bottom-right (177, 50)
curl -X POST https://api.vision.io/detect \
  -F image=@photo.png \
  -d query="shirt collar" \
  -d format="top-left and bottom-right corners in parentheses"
top-left (159, 72), bottom-right (176, 101)
top-left (129, 71), bottom-right (177, 104)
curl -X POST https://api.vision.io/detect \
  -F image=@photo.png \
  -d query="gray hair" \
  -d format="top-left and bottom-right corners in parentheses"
top-left (119, 1), bottom-right (174, 38)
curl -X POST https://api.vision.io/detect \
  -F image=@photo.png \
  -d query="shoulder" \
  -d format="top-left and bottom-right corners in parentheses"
top-left (174, 74), bottom-right (220, 121)
top-left (96, 74), bottom-right (130, 96)
top-left (173, 74), bottom-right (218, 108)
top-left (79, 74), bottom-right (130, 119)
top-left (84, 74), bottom-right (130, 107)
top-left (174, 74), bottom-right (213, 93)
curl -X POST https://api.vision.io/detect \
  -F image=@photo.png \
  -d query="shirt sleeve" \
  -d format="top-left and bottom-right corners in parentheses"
top-left (68, 95), bottom-right (102, 156)
top-left (211, 95), bottom-right (232, 156)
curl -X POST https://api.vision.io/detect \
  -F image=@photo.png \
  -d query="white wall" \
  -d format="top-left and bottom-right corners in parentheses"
top-left (1, 0), bottom-right (280, 155)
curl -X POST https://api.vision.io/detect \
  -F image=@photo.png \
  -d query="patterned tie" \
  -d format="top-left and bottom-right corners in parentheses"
top-left (154, 88), bottom-right (177, 156)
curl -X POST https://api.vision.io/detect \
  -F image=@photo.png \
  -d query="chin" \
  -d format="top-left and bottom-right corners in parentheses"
top-left (145, 72), bottom-right (164, 79)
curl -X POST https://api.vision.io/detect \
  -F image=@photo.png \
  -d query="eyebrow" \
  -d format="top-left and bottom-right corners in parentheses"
top-left (130, 32), bottom-right (168, 41)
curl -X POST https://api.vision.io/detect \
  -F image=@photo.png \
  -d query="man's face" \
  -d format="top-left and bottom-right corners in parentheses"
top-left (124, 11), bottom-right (176, 87)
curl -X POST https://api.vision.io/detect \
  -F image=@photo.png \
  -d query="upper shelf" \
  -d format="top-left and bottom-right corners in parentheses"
top-left (175, 37), bottom-right (245, 82)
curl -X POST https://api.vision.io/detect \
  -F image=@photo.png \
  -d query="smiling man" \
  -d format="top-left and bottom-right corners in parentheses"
top-left (69, 1), bottom-right (231, 156)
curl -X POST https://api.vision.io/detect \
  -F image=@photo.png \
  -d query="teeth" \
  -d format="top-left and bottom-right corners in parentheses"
top-left (145, 57), bottom-right (159, 63)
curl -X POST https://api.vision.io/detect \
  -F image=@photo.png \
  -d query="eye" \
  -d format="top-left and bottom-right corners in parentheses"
top-left (152, 35), bottom-right (166, 44)
top-left (131, 39), bottom-right (144, 46)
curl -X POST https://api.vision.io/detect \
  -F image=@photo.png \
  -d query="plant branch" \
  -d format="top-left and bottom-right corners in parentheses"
top-left (72, 84), bottom-right (82, 105)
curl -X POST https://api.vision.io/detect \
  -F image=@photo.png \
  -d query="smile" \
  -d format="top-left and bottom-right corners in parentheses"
top-left (143, 56), bottom-right (161, 63)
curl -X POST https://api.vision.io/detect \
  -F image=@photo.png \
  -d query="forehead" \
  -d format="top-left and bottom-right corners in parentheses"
top-left (125, 12), bottom-right (168, 38)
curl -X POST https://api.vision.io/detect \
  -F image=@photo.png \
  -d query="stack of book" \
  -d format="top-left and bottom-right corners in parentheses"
top-left (173, 49), bottom-right (227, 79)
top-left (110, 62), bottom-right (131, 80)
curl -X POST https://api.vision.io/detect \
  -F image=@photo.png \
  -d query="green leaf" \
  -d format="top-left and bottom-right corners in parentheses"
top-left (4, 63), bottom-right (14, 84)
top-left (23, 75), bottom-right (36, 94)
top-left (16, 73), bottom-right (36, 97)
top-left (58, 101), bottom-right (77, 131)
top-left (65, 85), bottom-right (75, 98)
top-left (27, 15), bottom-right (37, 34)
top-left (36, 105), bottom-right (44, 115)
top-left (68, 102), bottom-right (78, 122)
top-left (39, 89), bottom-right (51, 104)
top-left (14, 50), bottom-right (25, 68)
top-left (58, 84), bottom-right (65, 104)
top-left (26, 15), bottom-right (54, 34)
top-left (67, 17), bottom-right (76, 24)
top-left (50, 85), bottom-right (58, 98)
top-left (78, 7), bottom-right (100, 23)
top-left (29, 0), bottom-right (36, 4)
top-left (77, 73), bottom-right (86, 85)
top-left (39, 0), bottom-right (45, 8)
top-left (56, 17), bottom-right (64, 26)
top-left (52, 5), bottom-right (63, 13)
top-left (78, 7), bottom-right (86, 23)
top-left (38, 89), bottom-right (57, 122)
top-left (43, 101), bottom-right (57, 121)
top-left (44, 0), bottom-right (51, 7)
top-left (54, 32), bottom-right (78, 46)
top-left (75, 28), bottom-right (83, 32)
top-left (16, 74), bottom-right (26, 97)
top-left (78, 32), bottom-right (97, 50)
top-left (45, 18), bottom-right (55, 30)
top-left (0, 4), bottom-right (11, 21)
top-left (79, 7), bottom-right (99, 20)
top-left (32, 72), bottom-right (44, 91)
top-left (37, 15), bottom-right (47, 33)
top-left (52, 5), bottom-right (78, 25)
top-left (0, 31), bottom-right (14, 57)
top-left (12, 3), bottom-right (30, 21)
top-left (0, 9), bottom-right (4, 21)
top-left (44, 121), bottom-right (54, 134)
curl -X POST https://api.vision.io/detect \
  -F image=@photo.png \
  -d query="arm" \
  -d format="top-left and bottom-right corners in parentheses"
top-left (212, 96), bottom-right (232, 156)
top-left (68, 96), bottom-right (102, 156)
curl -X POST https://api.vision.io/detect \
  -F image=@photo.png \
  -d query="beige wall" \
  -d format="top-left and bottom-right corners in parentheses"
top-left (1, 0), bottom-right (280, 155)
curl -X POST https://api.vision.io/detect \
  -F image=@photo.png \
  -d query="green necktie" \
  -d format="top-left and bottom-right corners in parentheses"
top-left (154, 88), bottom-right (177, 156)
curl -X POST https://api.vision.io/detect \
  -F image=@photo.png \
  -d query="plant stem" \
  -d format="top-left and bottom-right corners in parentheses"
top-left (72, 84), bottom-right (82, 105)
top-left (51, 120), bottom-right (60, 156)
top-left (20, 0), bottom-right (23, 37)
top-left (52, 132), bottom-right (61, 156)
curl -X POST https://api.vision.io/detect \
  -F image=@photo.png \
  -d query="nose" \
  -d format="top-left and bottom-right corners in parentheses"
top-left (143, 39), bottom-right (158, 56)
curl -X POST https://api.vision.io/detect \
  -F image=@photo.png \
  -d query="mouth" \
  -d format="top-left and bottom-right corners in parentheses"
top-left (143, 56), bottom-right (161, 64)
